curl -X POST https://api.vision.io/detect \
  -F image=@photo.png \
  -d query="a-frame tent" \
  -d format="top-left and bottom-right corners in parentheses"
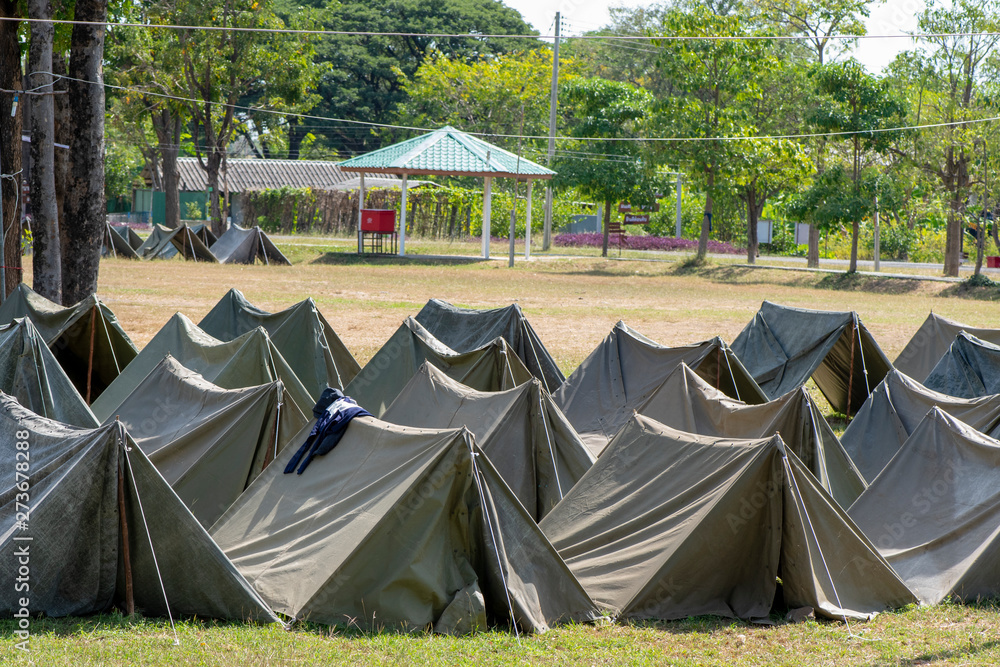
top-left (0, 284), bottom-right (138, 403)
top-left (842, 369), bottom-right (1000, 483)
top-left (198, 288), bottom-right (360, 397)
top-left (540, 414), bottom-right (916, 622)
top-left (923, 331), bottom-right (1000, 398)
top-left (382, 363), bottom-right (594, 521)
top-left (190, 223), bottom-right (219, 247)
top-left (415, 298), bottom-right (565, 393)
top-left (211, 416), bottom-right (602, 633)
top-left (552, 321), bottom-right (766, 453)
top-left (640, 363), bottom-right (866, 508)
top-left (0, 396), bottom-right (278, 621)
top-left (101, 222), bottom-right (140, 259)
top-left (894, 312), bottom-right (1000, 383)
top-left (731, 301), bottom-right (892, 416)
top-left (210, 225), bottom-right (291, 265)
top-left (111, 355), bottom-right (287, 528)
top-left (137, 223), bottom-right (218, 262)
top-left (849, 408), bottom-right (1000, 605)
top-left (344, 317), bottom-right (534, 418)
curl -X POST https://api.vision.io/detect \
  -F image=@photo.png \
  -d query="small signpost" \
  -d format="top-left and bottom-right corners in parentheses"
top-left (623, 214), bottom-right (650, 225)
top-left (618, 203), bottom-right (660, 213)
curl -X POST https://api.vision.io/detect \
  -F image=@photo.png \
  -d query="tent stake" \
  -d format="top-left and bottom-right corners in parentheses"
top-left (86, 306), bottom-right (97, 403)
top-left (846, 318), bottom-right (857, 420)
top-left (118, 457), bottom-right (135, 617)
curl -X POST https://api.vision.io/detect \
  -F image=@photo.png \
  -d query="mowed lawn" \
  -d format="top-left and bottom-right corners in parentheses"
top-left (6, 245), bottom-right (1000, 665)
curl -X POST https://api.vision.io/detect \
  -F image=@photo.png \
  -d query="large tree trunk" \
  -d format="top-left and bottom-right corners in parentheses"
top-left (288, 118), bottom-right (305, 160)
top-left (944, 187), bottom-right (962, 277)
top-left (27, 0), bottom-right (61, 302)
top-left (153, 109), bottom-right (181, 228)
top-left (849, 139), bottom-right (859, 273)
top-left (698, 170), bottom-right (714, 260)
top-left (601, 199), bottom-right (611, 258)
top-left (745, 189), bottom-right (758, 265)
top-left (206, 151), bottom-right (225, 236)
top-left (0, 0), bottom-right (23, 298)
top-left (60, 0), bottom-right (107, 304)
top-left (807, 225), bottom-right (820, 268)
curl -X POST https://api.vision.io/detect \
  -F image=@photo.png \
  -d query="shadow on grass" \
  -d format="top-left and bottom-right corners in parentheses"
top-left (938, 277), bottom-right (1000, 301)
top-left (312, 251), bottom-right (485, 267)
top-left (815, 272), bottom-right (924, 295)
top-left (868, 640), bottom-right (1000, 667)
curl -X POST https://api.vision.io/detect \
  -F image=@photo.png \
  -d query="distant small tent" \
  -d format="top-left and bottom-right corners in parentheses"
top-left (843, 369), bottom-right (1000, 482)
top-left (0, 396), bottom-right (278, 621)
top-left (210, 225), bottom-right (290, 265)
top-left (894, 312), bottom-right (1000, 382)
top-left (552, 321), bottom-right (766, 454)
top-left (137, 223), bottom-right (218, 262)
top-left (111, 356), bottom-right (288, 528)
top-left (198, 288), bottom-right (360, 398)
top-left (382, 363), bottom-right (594, 520)
top-left (923, 332), bottom-right (1000, 398)
top-left (731, 301), bottom-right (892, 415)
top-left (101, 222), bottom-right (140, 259)
top-left (640, 363), bottom-right (866, 508)
top-left (540, 414), bottom-right (916, 622)
top-left (344, 317), bottom-right (534, 417)
top-left (849, 408), bottom-right (1000, 605)
top-left (415, 299), bottom-right (565, 393)
top-left (211, 416), bottom-right (601, 633)
top-left (0, 284), bottom-right (138, 403)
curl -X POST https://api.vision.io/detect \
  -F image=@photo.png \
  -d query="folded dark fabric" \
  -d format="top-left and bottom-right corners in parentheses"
top-left (285, 390), bottom-right (372, 474)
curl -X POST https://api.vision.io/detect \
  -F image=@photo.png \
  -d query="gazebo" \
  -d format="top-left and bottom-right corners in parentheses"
top-left (338, 126), bottom-right (555, 258)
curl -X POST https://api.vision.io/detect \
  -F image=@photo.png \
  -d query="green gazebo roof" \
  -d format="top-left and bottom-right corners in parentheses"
top-left (338, 126), bottom-right (555, 180)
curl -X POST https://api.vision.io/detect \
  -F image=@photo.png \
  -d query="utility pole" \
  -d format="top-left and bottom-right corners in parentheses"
top-left (542, 12), bottom-right (560, 251)
top-left (675, 172), bottom-right (683, 238)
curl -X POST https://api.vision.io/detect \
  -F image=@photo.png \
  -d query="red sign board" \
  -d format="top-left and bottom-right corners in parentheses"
top-left (623, 214), bottom-right (650, 225)
top-left (618, 202), bottom-right (660, 213)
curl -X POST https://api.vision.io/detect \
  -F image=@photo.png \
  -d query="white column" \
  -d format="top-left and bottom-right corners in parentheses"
top-left (399, 174), bottom-right (408, 256)
top-left (482, 177), bottom-right (492, 259)
top-left (525, 181), bottom-right (533, 259)
top-left (357, 173), bottom-right (365, 254)
top-left (675, 173), bottom-right (683, 238)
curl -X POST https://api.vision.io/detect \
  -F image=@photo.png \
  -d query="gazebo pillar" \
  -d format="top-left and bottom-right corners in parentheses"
top-left (525, 181), bottom-right (533, 260)
top-left (482, 177), bottom-right (492, 259)
top-left (399, 174), bottom-right (408, 256)
top-left (357, 173), bottom-right (365, 254)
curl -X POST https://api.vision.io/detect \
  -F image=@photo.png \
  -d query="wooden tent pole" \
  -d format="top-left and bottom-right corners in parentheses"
top-left (86, 306), bottom-right (97, 403)
top-left (846, 318), bottom-right (857, 420)
top-left (117, 456), bottom-right (135, 616)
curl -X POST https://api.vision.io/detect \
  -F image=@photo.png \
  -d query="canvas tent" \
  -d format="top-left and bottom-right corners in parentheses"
top-left (90, 313), bottom-right (311, 455)
top-left (111, 356), bottom-right (287, 528)
top-left (923, 332), bottom-right (1000, 398)
top-left (382, 363), bottom-right (594, 521)
top-left (849, 409), bottom-right (1000, 605)
top-left (415, 298), bottom-right (565, 393)
top-left (111, 224), bottom-right (143, 249)
top-left (344, 317), bottom-right (534, 417)
top-left (552, 321), bottom-right (766, 454)
top-left (894, 313), bottom-right (1000, 383)
top-left (842, 369), bottom-right (1000, 483)
top-left (102, 222), bottom-right (140, 259)
top-left (137, 223), bottom-right (218, 262)
top-left (540, 414), bottom-right (916, 622)
top-left (639, 363), bottom-right (866, 508)
top-left (211, 416), bottom-right (602, 633)
top-left (0, 318), bottom-right (97, 428)
top-left (190, 223), bottom-right (219, 247)
top-left (210, 225), bottom-right (291, 265)
top-left (0, 284), bottom-right (138, 403)
top-left (0, 396), bottom-right (277, 621)
top-left (731, 301), bottom-right (892, 416)
top-left (198, 288), bottom-right (360, 398)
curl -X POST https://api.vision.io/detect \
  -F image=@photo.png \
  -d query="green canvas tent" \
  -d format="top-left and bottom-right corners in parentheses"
top-left (415, 299), bottom-right (565, 393)
top-left (731, 301), bottom-right (892, 416)
top-left (211, 416), bottom-right (602, 633)
top-left (923, 332), bottom-right (1000, 398)
top-left (0, 284), bottom-right (138, 403)
top-left (382, 362), bottom-right (594, 521)
top-left (110, 355), bottom-right (288, 528)
top-left (842, 369), bottom-right (1000, 483)
top-left (190, 223), bottom-right (219, 247)
top-left (0, 395), bottom-right (278, 621)
top-left (540, 414), bottom-right (916, 622)
top-left (344, 317), bottom-right (534, 417)
top-left (101, 222), bottom-right (140, 259)
top-left (210, 225), bottom-right (291, 265)
top-left (639, 363), bottom-right (866, 508)
top-left (198, 288), bottom-right (360, 398)
top-left (849, 408), bottom-right (1000, 605)
top-left (894, 313), bottom-right (1000, 383)
top-left (90, 313), bottom-right (311, 455)
top-left (137, 223), bottom-right (218, 262)
top-left (552, 321), bottom-right (766, 453)
top-left (0, 318), bottom-right (97, 427)
top-left (111, 224), bottom-right (143, 249)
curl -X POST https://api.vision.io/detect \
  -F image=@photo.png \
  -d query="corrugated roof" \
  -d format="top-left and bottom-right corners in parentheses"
top-left (338, 126), bottom-right (555, 179)
top-left (173, 158), bottom-right (392, 192)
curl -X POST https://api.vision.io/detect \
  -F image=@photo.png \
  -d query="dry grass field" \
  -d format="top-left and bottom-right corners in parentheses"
top-left (6, 244), bottom-right (1000, 665)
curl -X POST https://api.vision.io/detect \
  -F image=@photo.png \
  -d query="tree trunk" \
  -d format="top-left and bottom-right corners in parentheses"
top-left (807, 225), bottom-right (820, 268)
top-left (288, 118), bottom-right (305, 160)
top-left (60, 0), bottom-right (107, 305)
top-left (850, 219), bottom-right (860, 273)
top-left (206, 151), bottom-right (225, 236)
top-left (0, 0), bottom-right (23, 297)
top-left (153, 109), bottom-right (181, 228)
top-left (27, 0), bottom-right (61, 302)
top-left (746, 190), bottom-right (758, 265)
top-left (601, 199), bottom-right (611, 258)
top-left (944, 188), bottom-right (962, 277)
top-left (849, 137), bottom-right (859, 274)
top-left (698, 170), bottom-right (714, 260)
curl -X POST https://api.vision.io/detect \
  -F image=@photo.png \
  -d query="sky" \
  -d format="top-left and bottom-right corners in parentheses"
top-left (504, 0), bottom-right (925, 74)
